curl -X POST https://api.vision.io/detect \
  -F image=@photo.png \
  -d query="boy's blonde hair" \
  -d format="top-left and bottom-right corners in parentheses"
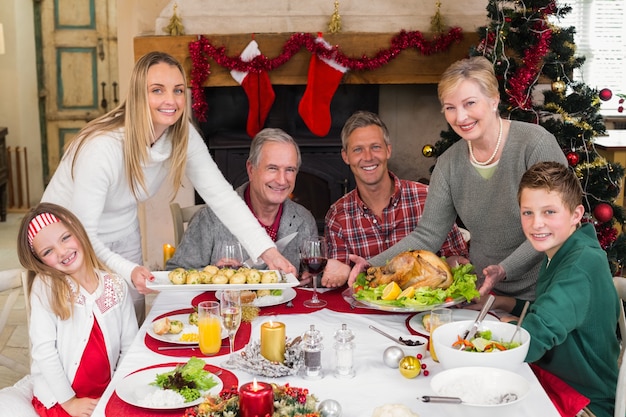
top-left (517, 161), bottom-right (583, 212)
top-left (17, 202), bottom-right (109, 320)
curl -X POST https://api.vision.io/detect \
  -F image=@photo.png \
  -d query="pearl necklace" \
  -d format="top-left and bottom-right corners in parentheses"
top-left (468, 117), bottom-right (503, 166)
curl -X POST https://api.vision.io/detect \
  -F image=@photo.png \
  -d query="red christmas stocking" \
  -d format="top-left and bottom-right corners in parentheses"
top-left (231, 40), bottom-right (275, 138)
top-left (298, 37), bottom-right (349, 137)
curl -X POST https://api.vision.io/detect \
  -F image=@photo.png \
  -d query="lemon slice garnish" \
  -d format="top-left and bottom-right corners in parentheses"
top-left (397, 287), bottom-right (415, 299)
top-left (382, 282), bottom-right (402, 300)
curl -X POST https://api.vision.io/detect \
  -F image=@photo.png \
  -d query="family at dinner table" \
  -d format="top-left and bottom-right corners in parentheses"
top-left (4, 50), bottom-right (622, 417)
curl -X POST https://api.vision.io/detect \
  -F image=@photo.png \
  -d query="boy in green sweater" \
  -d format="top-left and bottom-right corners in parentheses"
top-left (489, 161), bottom-right (620, 416)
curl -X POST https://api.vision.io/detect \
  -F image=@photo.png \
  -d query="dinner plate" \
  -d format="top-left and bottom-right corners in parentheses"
top-left (115, 364), bottom-right (223, 409)
top-left (216, 287), bottom-right (297, 308)
top-left (430, 366), bottom-right (530, 407)
top-left (408, 309), bottom-right (499, 336)
top-left (146, 313), bottom-right (227, 345)
top-left (147, 270), bottom-right (299, 292)
top-left (341, 287), bottom-right (465, 312)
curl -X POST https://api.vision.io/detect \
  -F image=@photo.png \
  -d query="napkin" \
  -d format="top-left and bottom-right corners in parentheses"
top-left (530, 363), bottom-right (590, 417)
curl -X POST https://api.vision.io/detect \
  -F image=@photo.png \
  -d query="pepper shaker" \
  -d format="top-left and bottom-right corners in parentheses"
top-left (302, 324), bottom-right (323, 379)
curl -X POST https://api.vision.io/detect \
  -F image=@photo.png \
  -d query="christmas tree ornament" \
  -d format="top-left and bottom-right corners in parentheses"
top-left (599, 88), bottom-right (612, 101)
top-left (383, 346), bottom-right (405, 368)
top-left (566, 151), bottom-right (579, 166)
top-left (163, 3), bottom-right (185, 36)
top-left (298, 35), bottom-right (349, 137)
top-left (551, 78), bottom-right (566, 94)
top-left (231, 40), bottom-right (276, 138)
top-left (398, 355), bottom-right (421, 379)
top-left (328, 1), bottom-right (342, 34)
top-left (430, 1), bottom-right (445, 34)
top-left (422, 144), bottom-right (434, 157)
top-left (593, 203), bottom-right (613, 223)
top-left (318, 399), bottom-right (342, 417)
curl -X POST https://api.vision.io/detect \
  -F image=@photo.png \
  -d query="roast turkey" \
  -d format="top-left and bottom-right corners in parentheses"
top-left (365, 250), bottom-right (453, 290)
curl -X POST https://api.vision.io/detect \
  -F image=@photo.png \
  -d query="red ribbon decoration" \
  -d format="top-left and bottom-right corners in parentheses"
top-left (188, 29), bottom-right (464, 121)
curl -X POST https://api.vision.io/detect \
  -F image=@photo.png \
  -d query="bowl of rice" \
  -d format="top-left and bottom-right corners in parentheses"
top-left (431, 320), bottom-right (530, 372)
top-left (430, 366), bottom-right (531, 407)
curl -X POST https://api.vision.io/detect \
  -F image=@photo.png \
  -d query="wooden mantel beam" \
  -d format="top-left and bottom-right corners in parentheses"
top-left (134, 32), bottom-right (479, 86)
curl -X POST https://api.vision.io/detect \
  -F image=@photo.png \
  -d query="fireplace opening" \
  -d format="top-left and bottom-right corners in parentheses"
top-left (196, 84), bottom-right (379, 232)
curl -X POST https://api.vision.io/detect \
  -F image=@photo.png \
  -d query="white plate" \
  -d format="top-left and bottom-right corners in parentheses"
top-left (408, 309), bottom-right (499, 336)
top-left (147, 270), bottom-right (299, 292)
top-left (115, 365), bottom-right (223, 409)
top-left (430, 366), bottom-right (530, 407)
top-left (342, 287), bottom-right (465, 312)
top-left (147, 313), bottom-right (227, 345)
top-left (216, 287), bottom-right (297, 308)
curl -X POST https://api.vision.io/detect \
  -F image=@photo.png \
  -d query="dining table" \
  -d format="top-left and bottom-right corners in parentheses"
top-left (92, 286), bottom-right (561, 417)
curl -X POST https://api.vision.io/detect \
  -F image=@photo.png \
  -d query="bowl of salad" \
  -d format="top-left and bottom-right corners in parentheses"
top-left (431, 320), bottom-right (530, 372)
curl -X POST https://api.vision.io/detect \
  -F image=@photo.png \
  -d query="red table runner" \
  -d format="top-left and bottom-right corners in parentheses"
top-left (191, 287), bottom-right (400, 315)
top-left (105, 363), bottom-right (238, 416)
top-left (145, 308), bottom-right (251, 358)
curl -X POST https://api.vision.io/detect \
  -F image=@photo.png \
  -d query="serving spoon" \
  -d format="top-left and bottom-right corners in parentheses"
top-left (420, 393), bottom-right (518, 404)
top-left (368, 325), bottom-right (407, 345)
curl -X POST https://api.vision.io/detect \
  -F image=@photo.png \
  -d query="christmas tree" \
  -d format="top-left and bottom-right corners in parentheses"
top-left (430, 0), bottom-right (626, 273)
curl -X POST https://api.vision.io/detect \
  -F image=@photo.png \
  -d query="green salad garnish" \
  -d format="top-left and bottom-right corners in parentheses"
top-left (353, 262), bottom-right (480, 307)
top-left (151, 357), bottom-right (218, 402)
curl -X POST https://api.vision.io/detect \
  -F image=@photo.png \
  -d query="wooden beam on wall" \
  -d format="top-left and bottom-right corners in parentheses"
top-left (134, 32), bottom-right (479, 86)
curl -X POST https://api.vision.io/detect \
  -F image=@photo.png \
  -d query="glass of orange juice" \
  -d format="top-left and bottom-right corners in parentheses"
top-left (198, 301), bottom-right (222, 355)
top-left (429, 308), bottom-right (452, 362)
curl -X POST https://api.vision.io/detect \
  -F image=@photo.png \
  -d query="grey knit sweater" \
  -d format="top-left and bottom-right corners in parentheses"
top-left (166, 183), bottom-right (318, 270)
top-left (369, 121), bottom-right (567, 299)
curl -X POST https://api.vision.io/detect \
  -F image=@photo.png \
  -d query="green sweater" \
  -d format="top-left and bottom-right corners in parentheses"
top-left (516, 224), bottom-right (620, 416)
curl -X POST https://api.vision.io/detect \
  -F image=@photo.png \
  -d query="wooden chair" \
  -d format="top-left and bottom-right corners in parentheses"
top-left (169, 202), bottom-right (206, 246)
top-left (0, 268), bottom-right (29, 374)
top-left (614, 276), bottom-right (626, 417)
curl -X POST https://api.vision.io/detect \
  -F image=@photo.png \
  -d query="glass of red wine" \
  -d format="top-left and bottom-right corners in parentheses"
top-left (300, 236), bottom-right (328, 308)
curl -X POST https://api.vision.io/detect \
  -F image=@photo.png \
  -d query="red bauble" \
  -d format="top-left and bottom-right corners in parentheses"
top-left (599, 88), bottom-right (613, 101)
top-left (593, 203), bottom-right (614, 223)
top-left (566, 151), bottom-right (579, 166)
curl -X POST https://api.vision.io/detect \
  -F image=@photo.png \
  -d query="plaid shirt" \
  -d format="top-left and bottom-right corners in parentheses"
top-left (325, 172), bottom-right (468, 263)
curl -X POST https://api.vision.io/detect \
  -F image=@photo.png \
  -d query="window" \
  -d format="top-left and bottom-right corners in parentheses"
top-left (555, 0), bottom-right (626, 113)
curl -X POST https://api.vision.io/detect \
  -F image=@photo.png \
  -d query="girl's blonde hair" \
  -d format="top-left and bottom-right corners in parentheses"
top-left (17, 202), bottom-right (109, 320)
top-left (64, 51), bottom-right (189, 199)
top-left (437, 56), bottom-right (500, 105)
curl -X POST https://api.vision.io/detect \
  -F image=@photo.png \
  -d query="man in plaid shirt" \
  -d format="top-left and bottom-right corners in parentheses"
top-left (321, 111), bottom-right (468, 287)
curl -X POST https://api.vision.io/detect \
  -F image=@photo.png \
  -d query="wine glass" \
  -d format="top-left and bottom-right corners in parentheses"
top-left (300, 237), bottom-right (328, 308)
top-left (216, 241), bottom-right (244, 269)
top-left (220, 290), bottom-right (242, 368)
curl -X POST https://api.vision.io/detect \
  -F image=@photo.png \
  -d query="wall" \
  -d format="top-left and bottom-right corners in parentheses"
top-left (0, 1), bottom-right (43, 208)
top-left (117, 0), bottom-right (488, 268)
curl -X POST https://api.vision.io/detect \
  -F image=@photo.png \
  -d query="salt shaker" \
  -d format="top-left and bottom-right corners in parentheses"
top-left (302, 324), bottom-right (323, 379)
top-left (333, 323), bottom-right (355, 378)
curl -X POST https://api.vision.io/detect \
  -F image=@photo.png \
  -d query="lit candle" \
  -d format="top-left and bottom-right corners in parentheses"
top-left (239, 379), bottom-right (274, 417)
top-left (260, 321), bottom-right (285, 363)
top-left (163, 243), bottom-right (176, 267)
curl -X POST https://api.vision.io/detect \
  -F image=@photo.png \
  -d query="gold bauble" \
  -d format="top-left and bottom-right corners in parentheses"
top-left (552, 79), bottom-right (566, 94)
top-left (398, 356), bottom-right (421, 379)
top-left (422, 145), bottom-right (434, 158)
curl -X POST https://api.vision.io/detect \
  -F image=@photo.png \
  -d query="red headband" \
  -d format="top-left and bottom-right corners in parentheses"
top-left (28, 212), bottom-right (61, 247)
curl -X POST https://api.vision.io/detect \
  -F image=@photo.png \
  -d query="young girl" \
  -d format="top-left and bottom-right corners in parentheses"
top-left (17, 203), bottom-right (138, 417)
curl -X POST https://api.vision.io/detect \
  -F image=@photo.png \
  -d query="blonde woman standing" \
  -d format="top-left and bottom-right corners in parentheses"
top-left (42, 52), bottom-right (296, 323)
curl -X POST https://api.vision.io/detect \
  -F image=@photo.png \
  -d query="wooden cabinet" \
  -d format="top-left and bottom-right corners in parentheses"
top-left (0, 127), bottom-right (7, 221)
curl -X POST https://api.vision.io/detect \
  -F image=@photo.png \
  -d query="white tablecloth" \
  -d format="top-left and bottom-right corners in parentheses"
top-left (93, 290), bottom-right (561, 417)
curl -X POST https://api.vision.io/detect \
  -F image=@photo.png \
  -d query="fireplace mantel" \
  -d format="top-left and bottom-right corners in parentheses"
top-left (134, 32), bottom-right (479, 86)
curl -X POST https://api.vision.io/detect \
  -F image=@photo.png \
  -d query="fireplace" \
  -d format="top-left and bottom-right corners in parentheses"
top-left (196, 84), bottom-right (380, 232)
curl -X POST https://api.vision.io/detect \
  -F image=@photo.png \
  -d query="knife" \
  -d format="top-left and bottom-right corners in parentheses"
top-left (459, 294), bottom-right (495, 347)
top-left (242, 232), bottom-right (298, 267)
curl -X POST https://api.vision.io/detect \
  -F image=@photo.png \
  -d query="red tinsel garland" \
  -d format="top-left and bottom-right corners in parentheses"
top-left (188, 28), bottom-right (464, 121)
top-left (504, 1), bottom-right (556, 111)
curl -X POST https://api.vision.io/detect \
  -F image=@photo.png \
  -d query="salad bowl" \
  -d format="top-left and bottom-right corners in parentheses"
top-left (431, 320), bottom-right (530, 372)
